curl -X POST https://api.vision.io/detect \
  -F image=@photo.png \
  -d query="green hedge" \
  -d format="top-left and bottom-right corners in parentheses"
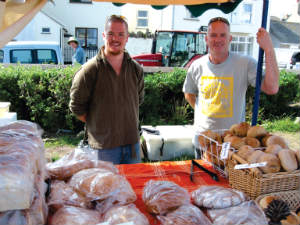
top-left (0, 64), bottom-right (299, 132)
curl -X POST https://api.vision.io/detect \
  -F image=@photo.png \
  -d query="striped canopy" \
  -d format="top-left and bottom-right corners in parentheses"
top-left (0, 0), bottom-right (242, 48)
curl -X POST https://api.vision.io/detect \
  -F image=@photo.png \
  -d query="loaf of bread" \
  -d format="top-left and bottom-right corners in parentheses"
top-left (294, 149), bottom-right (300, 165)
top-left (230, 122), bottom-right (250, 137)
top-left (198, 130), bottom-right (222, 148)
top-left (49, 206), bottom-right (101, 225)
top-left (207, 200), bottom-right (268, 225)
top-left (281, 212), bottom-right (300, 225)
top-left (247, 150), bottom-right (265, 164)
top-left (142, 180), bottom-right (190, 215)
top-left (278, 149), bottom-right (298, 172)
top-left (265, 144), bottom-right (282, 155)
top-left (69, 168), bottom-right (136, 204)
top-left (237, 145), bottom-right (255, 161)
top-left (224, 136), bottom-right (245, 150)
top-left (247, 126), bottom-right (268, 138)
top-left (242, 137), bottom-right (261, 148)
top-left (257, 153), bottom-right (281, 173)
top-left (265, 135), bottom-right (289, 149)
top-left (157, 204), bottom-right (212, 225)
top-left (258, 196), bottom-right (278, 210)
top-left (192, 185), bottom-right (247, 209)
top-left (103, 204), bottom-right (150, 225)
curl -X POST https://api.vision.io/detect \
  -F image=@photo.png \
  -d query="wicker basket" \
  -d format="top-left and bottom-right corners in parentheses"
top-left (227, 153), bottom-right (300, 200)
top-left (255, 190), bottom-right (300, 211)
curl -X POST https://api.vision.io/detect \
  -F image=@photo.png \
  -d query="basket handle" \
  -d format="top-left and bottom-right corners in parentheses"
top-left (230, 152), bottom-right (262, 177)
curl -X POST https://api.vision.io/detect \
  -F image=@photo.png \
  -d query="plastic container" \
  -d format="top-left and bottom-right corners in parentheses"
top-left (0, 102), bottom-right (10, 117)
top-left (141, 125), bottom-right (195, 161)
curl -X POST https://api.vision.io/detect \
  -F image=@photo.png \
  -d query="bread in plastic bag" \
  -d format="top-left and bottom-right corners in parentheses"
top-left (207, 200), bottom-right (268, 225)
top-left (0, 120), bottom-right (43, 137)
top-left (103, 203), bottom-right (150, 225)
top-left (157, 204), bottom-right (212, 225)
top-left (49, 206), bottom-right (101, 225)
top-left (0, 210), bottom-right (28, 225)
top-left (69, 168), bottom-right (136, 203)
top-left (46, 147), bottom-right (118, 180)
top-left (142, 180), bottom-right (190, 215)
top-left (192, 185), bottom-right (247, 209)
top-left (47, 180), bottom-right (92, 213)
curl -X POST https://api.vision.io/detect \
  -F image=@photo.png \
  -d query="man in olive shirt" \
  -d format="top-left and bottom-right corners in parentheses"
top-left (69, 15), bottom-right (144, 164)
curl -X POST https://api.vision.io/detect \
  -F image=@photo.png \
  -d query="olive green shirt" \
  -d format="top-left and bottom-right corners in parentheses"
top-left (69, 47), bottom-right (144, 149)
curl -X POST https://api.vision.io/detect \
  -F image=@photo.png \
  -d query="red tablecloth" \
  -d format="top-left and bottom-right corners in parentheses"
top-left (117, 159), bottom-right (229, 224)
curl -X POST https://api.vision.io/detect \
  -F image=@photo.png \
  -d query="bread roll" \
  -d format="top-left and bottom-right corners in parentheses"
top-left (237, 145), bottom-right (255, 161)
top-left (281, 212), bottom-right (300, 225)
top-left (242, 137), bottom-right (261, 148)
top-left (247, 150), bottom-right (265, 164)
top-left (230, 122), bottom-right (250, 137)
top-left (294, 149), bottom-right (300, 165)
top-left (222, 130), bottom-right (233, 142)
top-left (261, 134), bottom-right (272, 147)
top-left (198, 130), bottom-right (222, 148)
top-left (258, 196), bottom-right (278, 210)
top-left (224, 136), bottom-right (245, 150)
top-left (265, 135), bottom-right (289, 149)
top-left (247, 126), bottom-right (268, 138)
top-left (265, 144), bottom-right (282, 155)
top-left (278, 149), bottom-right (298, 172)
top-left (258, 153), bottom-right (281, 173)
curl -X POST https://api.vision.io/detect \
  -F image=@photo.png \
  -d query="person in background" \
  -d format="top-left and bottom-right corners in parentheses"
top-left (69, 15), bottom-right (144, 164)
top-left (182, 17), bottom-right (279, 158)
top-left (67, 37), bottom-right (86, 65)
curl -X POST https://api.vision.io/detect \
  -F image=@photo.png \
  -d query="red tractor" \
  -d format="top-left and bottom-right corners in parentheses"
top-left (132, 30), bottom-right (207, 68)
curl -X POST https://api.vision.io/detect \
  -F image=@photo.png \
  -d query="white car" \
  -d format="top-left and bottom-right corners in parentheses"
top-left (0, 41), bottom-right (63, 64)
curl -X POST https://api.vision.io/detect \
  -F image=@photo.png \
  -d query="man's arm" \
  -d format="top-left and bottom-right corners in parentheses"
top-left (184, 93), bottom-right (196, 109)
top-left (256, 28), bottom-right (279, 95)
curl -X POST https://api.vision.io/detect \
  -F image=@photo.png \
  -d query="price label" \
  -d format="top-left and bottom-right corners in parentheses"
top-left (220, 142), bottom-right (230, 159)
top-left (234, 162), bottom-right (267, 170)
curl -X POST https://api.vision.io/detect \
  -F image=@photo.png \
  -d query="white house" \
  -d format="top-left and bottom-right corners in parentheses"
top-left (14, 11), bottom-right (64, 46)
top-left (121, 0), bottom-right (266, 60)
top-left (17, 0), bottom-right (269, 61)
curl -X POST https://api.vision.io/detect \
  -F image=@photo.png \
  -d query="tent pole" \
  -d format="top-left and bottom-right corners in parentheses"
top-left (251, 0), bottom-right (269, 126)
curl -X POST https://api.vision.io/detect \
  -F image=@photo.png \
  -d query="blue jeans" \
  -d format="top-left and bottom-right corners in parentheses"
top-left (91, 142), bottom-right (141, 165)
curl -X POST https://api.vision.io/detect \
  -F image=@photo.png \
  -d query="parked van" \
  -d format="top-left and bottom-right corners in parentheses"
top-left (0, 41), bottom-right (63, 64)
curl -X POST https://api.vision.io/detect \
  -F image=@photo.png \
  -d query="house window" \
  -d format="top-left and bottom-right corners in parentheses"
top-left (231, 3), bottom-right (253, 24)
top-left (70, 0), bottom-right (92, 3)
top-left (230, 36), bottom-right (253, 56)
top-left (41, 27), bottom-right (50, 34)
top-left (186, 9), bottom-right (198, 19)
top-left (137, 10), bottom-right (148, 28)
top-left (75, 28), bottom-right (98, 49)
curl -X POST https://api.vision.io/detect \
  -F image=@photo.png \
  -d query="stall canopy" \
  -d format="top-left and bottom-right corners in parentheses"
top-left (0, 0), bottom-right (243, 48)
top-left (0, 0), bottom-right (269, 125)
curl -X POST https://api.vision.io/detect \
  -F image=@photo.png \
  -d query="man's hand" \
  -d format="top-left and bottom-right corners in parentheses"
top-left (256, 28), bottom-right (273, 52)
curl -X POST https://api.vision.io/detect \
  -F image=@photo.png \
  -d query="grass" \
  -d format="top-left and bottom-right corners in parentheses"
top-left (262, 117), bottom-right (300, 133)
top-left (43, 132), bottom-right (82, 148)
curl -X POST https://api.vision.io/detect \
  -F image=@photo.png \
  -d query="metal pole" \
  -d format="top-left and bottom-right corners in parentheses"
top-left (251, 0), bottom-right (269, 126)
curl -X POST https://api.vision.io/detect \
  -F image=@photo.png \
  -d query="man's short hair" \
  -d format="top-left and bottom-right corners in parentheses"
top-left (105, 15), bottom-right (128, 33)
top-left (208, 17), bottom-right (230, 27)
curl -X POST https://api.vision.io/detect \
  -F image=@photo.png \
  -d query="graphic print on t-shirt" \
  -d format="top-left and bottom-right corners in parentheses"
top-left (199, 76), bottom-right (233, 118)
